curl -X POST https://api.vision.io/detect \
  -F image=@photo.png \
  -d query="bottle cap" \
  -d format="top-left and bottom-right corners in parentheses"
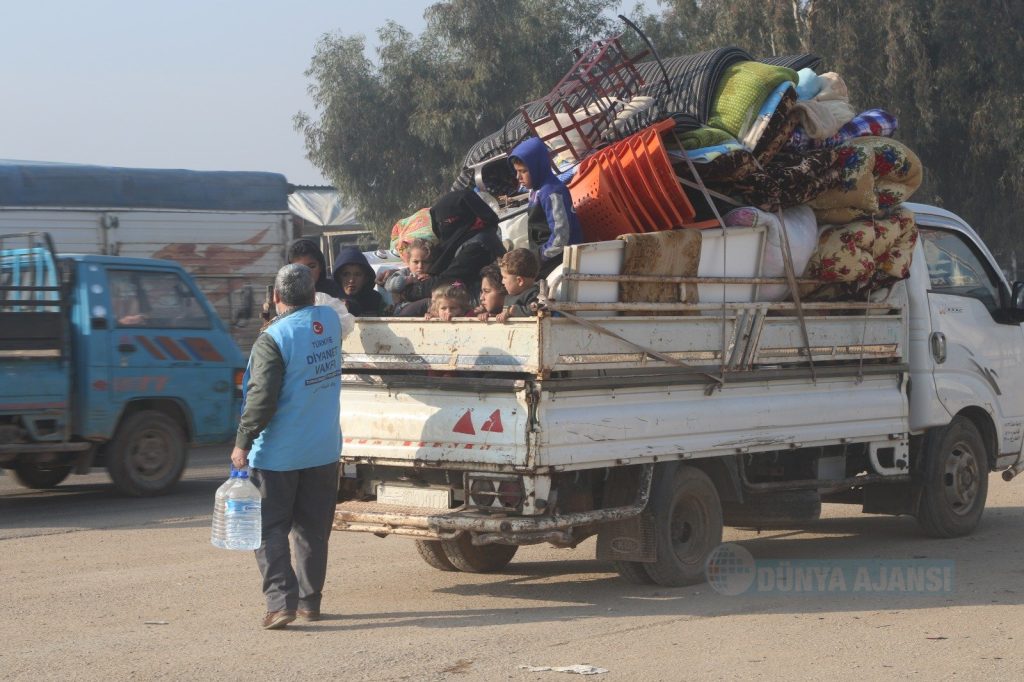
top-left (237, 470), bottom-right (249, 479)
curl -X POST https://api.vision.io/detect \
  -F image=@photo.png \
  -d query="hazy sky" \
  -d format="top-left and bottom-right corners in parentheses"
top-left (2, 2), bottom-right (433, 185)
top-left (4, 1), bottom-right (645, 186)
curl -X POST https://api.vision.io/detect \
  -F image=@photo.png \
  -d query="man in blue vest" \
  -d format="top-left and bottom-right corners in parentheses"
top-left (230, 263), bottom-right (342, 630)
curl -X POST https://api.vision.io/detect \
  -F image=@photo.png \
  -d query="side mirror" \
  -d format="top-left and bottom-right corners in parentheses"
top-left (1013, 281), bottom-right (1024, 311)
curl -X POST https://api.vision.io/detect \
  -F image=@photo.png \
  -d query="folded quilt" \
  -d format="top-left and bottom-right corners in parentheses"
top-left (723, 204), bottom-right (819, 301)
top-left (802, 205), bottom-right (918, 300)
top-left (678, 126), bottom-right (737, 150)
top-left (713, 148), bottom-right (842, 213)
top-left (707, 61), bottom-right (798, 143)
top-left (790, 72), bottom-right (857, 140)
top-left (794, 67), bottom-right (821, 100)
top-left (752, 88), bottom-right (799, 164)
top-left (741, 81), bottom-right (795, 149)
top-left (809, 136), bottom-right (922, 224)
top-left (789, 108), bottom-right (898, 151)
top-left (670, 141), bottom-right (746, 164)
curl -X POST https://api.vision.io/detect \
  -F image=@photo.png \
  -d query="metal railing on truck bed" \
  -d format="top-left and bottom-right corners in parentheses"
top-left (0, 232), bottom-right (67, 359)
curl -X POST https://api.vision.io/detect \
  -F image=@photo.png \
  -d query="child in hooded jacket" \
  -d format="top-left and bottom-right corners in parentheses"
top-left (332, 246), bottom-right (386, 316)
top-left (509, 136), bottom-right (583, 277)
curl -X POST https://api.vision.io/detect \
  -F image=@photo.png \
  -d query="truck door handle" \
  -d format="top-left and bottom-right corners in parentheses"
top-left (118, 343), bottom-right (137, 354)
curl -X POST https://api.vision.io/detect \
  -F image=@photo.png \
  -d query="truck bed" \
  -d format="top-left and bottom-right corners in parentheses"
top-left (340, 300), bottom-right (909, 472)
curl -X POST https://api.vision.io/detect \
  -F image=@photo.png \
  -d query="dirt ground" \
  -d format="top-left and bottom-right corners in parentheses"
top-left (2, 447), bottom-right (1023, 681)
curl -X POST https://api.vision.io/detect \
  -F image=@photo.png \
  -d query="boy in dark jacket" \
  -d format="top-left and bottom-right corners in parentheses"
top-left (494, 248), bottom-right (541, 322)
top-left (332, 246), bottom-right (385, 316)
top-left (509, 137), bottom-right (583, 278)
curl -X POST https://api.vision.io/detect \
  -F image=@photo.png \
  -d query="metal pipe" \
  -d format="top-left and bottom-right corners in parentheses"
top-left (335, 464), bottom-right (654, 536)
top-left (429, 464), bottom-right (653, 534)
top-left (472, 530), bottom-right (574, 546)
top-left (1002, 460), bottom-right (1024, 481)
top-left (548, 301), bottom-right (897, 313)
top-left (564, 273), bottom-right (822, 286)
top-left (0, 442), bottom-right (91, 454)
top-left (742, 473), bottom-right (911, 492)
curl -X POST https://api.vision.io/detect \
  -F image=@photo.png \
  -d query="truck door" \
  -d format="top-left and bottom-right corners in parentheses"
top-left (105, 267), bottom-right (236, 442)
top-left (919, 227), bottom-right (1024, 456)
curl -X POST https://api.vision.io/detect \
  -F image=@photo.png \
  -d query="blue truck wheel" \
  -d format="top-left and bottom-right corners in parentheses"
top-left (106, 410), bottom-right (187, 497)
top-left (12, 461), bottom-right (73, 489)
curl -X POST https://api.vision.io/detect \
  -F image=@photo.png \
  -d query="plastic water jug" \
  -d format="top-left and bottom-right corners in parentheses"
top-left (224, 469), bottom-right (262, 550)
top-left (210, 469), bottom-right (239, 549)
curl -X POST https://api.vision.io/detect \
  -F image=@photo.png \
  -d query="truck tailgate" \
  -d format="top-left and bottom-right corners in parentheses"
top-left (340, 378), bottom-right (530, 468)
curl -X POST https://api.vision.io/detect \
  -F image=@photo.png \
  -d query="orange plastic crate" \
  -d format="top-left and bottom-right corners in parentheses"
top-left (596, 149), bottom-right (653, 233)
top-left (568, 158), bottom-right (638, 242)
top-left (640, 123), bottom-right (697, 225)
top-left (623, 136), bottom-right (679, 230)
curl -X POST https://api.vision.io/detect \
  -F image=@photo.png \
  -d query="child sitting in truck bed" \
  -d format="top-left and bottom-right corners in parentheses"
top-left (494, 248), bottom-right (540, 322)
top-left (424, 282), bottom-right (473, 321)
top-left (377, 238), bottom-right (433, 315)
top-left (333, 246), bottom-right (386, 317)
top-left (472, 264), bottom-right (507, 321)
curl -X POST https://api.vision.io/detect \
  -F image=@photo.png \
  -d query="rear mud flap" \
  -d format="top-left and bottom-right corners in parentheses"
top-left (596, 511), bottom-right (656, 562)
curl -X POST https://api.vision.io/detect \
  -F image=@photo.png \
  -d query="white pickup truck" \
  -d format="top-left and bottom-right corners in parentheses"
top-left (334, 202), bottom-right (1024, 586)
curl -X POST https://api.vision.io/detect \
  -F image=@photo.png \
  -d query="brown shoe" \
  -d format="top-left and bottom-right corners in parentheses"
top-left (296, 609), bottom-right (320, 622)
top-left (261, 610), bottom-right (296, 630)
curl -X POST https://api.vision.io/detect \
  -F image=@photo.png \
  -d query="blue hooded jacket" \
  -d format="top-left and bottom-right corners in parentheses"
top-left (509, 137), bottom-right (583, 264)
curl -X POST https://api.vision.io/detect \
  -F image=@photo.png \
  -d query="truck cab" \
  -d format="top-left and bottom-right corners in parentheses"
top-left (0, 232), bottom-right (246, 495)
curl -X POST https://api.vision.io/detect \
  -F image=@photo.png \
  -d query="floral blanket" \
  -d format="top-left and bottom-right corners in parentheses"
top-left (801, 205), bottom-right (918, 300)
top-left (809, 136), bottom-right (922, 225)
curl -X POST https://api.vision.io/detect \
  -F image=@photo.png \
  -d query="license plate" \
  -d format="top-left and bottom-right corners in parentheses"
top-left (376, 484), bottom-right (451, 509)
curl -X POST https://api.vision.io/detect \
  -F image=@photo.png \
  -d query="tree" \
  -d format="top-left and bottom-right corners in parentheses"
top-left (296, 0), bottom-right (617, 243)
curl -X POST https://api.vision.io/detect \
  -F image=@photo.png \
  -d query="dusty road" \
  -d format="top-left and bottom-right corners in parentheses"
top-left (2, 448), bottom-right (1024, 681)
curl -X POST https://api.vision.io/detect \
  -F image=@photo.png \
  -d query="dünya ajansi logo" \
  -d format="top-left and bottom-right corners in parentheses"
top-left (705, 543), bottom-right (756, 595)
top-left (312, 321), bottom-right (324, 335)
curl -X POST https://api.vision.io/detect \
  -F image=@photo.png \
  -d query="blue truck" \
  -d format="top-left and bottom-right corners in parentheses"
top-left (0, 232), bottom-right (246, 495)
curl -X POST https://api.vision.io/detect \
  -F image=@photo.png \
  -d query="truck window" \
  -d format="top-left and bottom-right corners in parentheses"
top-left (919, 228), bottom-right (1002, 315)
top-left (108, 270), bottom-right (212, 329)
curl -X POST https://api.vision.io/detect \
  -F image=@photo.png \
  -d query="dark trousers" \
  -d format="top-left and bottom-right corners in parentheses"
top-left (251, 461), bottom-right (339, 612)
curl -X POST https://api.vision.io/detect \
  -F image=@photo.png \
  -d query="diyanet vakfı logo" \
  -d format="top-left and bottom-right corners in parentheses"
top-left (705, 543), bottom-right (955, 596)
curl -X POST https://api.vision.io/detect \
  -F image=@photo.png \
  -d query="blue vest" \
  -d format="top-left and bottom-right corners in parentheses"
top-left (246, 305), bottom-right (341, 471)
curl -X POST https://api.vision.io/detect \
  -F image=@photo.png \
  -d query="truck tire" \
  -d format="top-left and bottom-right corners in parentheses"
top-left (440, 533), bottom-right (518, 573)
top-left (645, 466), bottom-right (723, 587)
top-left (12, 461), bottom-right (73, 489)
top-left (613, 560), bottom-right (656, 585)
top-left (916, 417), bottom-right (989, 538)
top-left (722, 490), bottom-right (822, 529)
top-left (107, 410), bottom-right (187, 497)
top-left (414, 539), bottom-right (459, 572)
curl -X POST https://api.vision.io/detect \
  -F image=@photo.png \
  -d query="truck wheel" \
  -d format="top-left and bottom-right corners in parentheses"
top-left (916, 417), bottom-right (989, 538)
top-left (440, 533), bottom-right (518, 572)
top-left (645, 466), bottom-right (723, 587)
top-left (612, 560), bottom-right (656, 585)
top-left (12, 461), bottom-right (73, 489)
top-left (107, 411), bottom-right (187, 497)
top-left (414, 539), bottom-right (459, 572)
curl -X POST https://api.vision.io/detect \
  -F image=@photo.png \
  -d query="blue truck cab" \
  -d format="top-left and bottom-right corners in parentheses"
top-left (1, 232), bottom-right (245, 495)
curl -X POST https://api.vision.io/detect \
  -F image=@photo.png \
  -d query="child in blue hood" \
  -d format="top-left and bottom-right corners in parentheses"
top-left (509, 137), bottom-right (583, 277)
top-left (332, 246), bottom-right (386, 316)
